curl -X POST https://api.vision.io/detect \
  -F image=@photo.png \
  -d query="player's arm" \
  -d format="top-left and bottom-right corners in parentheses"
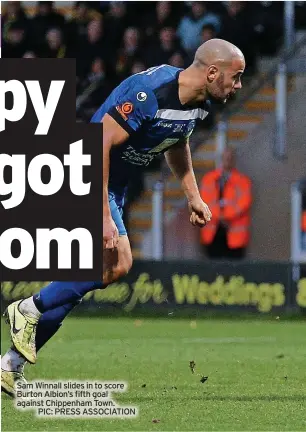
top-left (103, 113), bottom-right (129, 218)
top-left (164, 138), bottom-right (211, 226)
top-left (103, 114), bottom-right (129, 248)
top-left (103, 87), bottom-right (156, 216)
top-left (164, 138), bottom-right (200, 202)
top-left (103, 85), bottom-right (157, 247)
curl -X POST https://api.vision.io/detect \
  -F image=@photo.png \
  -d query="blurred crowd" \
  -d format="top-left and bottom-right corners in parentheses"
top-left (3, 1), bottom-right (306, 120)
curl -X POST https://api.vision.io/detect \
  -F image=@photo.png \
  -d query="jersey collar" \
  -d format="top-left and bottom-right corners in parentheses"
top-left (175, 69), bottom-right (211, 112)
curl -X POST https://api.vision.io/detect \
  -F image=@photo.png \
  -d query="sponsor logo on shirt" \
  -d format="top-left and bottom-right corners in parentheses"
top-left (122, 145), bottom-right (156, 166)
top-left (157, 121), bottom-right (173, 128)
top-left (116, 102), bottom-right (134, 121)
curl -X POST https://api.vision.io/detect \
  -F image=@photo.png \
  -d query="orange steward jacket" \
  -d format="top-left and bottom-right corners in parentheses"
top-left (200, 168), bottom-right (252, 249)
top-left (302, 210), bottom-right (306, 232)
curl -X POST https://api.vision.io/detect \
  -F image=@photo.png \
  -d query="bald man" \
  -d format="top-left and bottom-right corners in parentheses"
top-left (2, 39), bottom-right (245, 396)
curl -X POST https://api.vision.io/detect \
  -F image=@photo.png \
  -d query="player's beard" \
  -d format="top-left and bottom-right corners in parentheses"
top-left (207, 72), bottom-right (227, 104)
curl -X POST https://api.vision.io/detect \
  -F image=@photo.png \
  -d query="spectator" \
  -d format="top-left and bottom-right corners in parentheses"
top-left (200, 147), bottom-right (252, 260)
top-left (2, 1), bottom-right (29, 40)
top-left (66, 1), bottom-right (102, 48)
top-left (122, 27), bottom-right (141, 56)
top-left (177, 2), bottom-right (221, 56)
top-left (23, 51), bottom-right (37, 58)
top-left (40, 28), bottom-right (70, 58)
top-left (77, 19), bottom-right (110, 81)
top-left (252, 2), bottom-right (283, 56)
top-left (130, 59), bottom-right (146, 75)
top-left (142, 1), bottom-right (179, 44)
top-left (219, 2), bottom-right (257, 75)
top-left (201, 23), bottom-right (218, 43)
top-left (90, 57), bottom-right (106, 81)
top-left (169, 51), bottom-right (186, 68)
top-left (144, 27), bottom-right (186, 68)
top-left (30, 1), bottom-right (66, 49)
top-left (77, 57), bottom-right (112, 119)
top-left (2, 22), bottom-right (28, 58)
top-left (104, 2), bottom-right (130, 51)
top-left (115, 27), bottom-right (143, 82)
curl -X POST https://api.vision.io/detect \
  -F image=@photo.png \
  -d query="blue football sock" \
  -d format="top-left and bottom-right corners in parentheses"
top-left (36, 300), bottom-right (82, 351)
top-left (33, 281), bottom-right (102, 313)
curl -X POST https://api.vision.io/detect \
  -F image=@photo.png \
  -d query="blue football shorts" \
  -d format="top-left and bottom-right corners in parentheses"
top-left (108, 191), bottom-right (127, 237)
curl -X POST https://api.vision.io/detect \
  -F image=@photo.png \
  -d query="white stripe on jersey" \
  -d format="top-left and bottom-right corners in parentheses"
top-left (154, 108), bottom-right (209, 121)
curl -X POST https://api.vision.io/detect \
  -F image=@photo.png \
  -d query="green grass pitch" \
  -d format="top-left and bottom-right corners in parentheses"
top-left (1, 316), bottom-right (306, 431)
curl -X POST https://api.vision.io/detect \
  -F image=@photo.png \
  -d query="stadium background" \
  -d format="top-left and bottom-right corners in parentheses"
top-left (1, 0), bottom-right (305, 314)
top-left (1, 2), bottom-right (306, 431)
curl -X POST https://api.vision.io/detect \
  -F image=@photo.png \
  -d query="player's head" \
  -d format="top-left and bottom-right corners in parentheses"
top-left (193, 38), bottom-right (245, 104)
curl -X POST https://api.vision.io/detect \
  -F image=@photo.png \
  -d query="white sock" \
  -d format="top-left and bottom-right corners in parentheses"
top-left (19, 297), bottom-right (42, 319)
top-left (2, 349), bottom-right (26, 373)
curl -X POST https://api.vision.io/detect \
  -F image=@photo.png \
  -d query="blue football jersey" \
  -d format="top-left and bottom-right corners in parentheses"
top-left (91, 64), bottom-right (210, 197)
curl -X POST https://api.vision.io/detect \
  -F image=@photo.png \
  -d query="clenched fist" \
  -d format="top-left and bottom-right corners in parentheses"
top-left (188, 197), bottom-right (212, 227)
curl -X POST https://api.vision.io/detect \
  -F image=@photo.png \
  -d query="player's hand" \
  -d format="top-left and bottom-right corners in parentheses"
top-left (188, 197), bottom-right (212, 227)
top-left (103, 216), bottom-right (119, 249)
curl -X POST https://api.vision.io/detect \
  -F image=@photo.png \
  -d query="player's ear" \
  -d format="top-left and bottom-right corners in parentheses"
top-left (207, 65), bottom-right (218, 83)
